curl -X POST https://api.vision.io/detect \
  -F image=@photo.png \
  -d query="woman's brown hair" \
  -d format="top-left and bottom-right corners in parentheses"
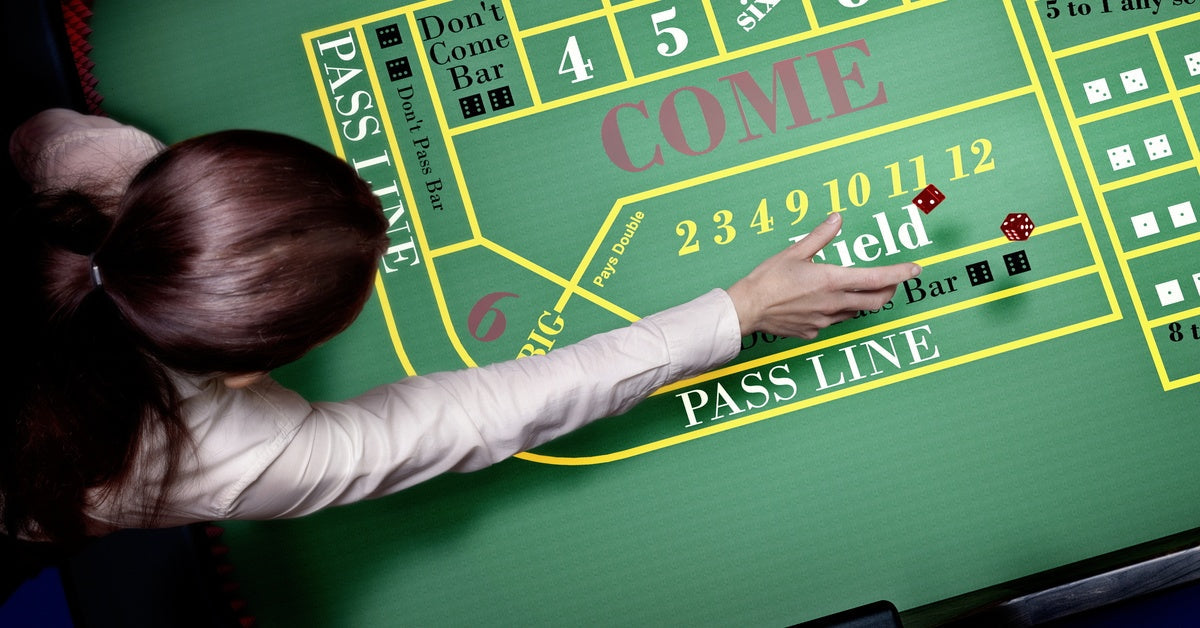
top-left (2, 130), bottom-right (389, 543)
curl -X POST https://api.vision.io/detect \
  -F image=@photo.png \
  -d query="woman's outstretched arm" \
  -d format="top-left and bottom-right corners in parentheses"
top-left (138, 215), bottom-right (919, 526)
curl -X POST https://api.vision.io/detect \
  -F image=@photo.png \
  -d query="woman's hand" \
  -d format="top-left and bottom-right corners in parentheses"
top-left (726, 212), bottom-right (922, 338)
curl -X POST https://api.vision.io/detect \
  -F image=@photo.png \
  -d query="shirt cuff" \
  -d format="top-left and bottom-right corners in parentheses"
top-left (640, 288), bottom-right (742, 382)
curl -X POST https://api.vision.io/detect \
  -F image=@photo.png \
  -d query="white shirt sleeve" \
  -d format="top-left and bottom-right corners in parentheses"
top-left (109, 289), bottom-right (741, 527)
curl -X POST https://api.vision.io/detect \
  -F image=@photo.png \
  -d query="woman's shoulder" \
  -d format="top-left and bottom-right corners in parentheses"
top-left (9, 108), bottom-right (166, 195)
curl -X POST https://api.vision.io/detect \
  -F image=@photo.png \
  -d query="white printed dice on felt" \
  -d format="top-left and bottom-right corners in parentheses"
top-left (1144, 134), bottom-right (1171, 160)
top-left (1131, 203), bottom-right (1195, 239)
top-left (1132, 212), bottom-right (1160, 238)
top-left (1108, 145), bottom-right (1135, 170)
top-left (1084, 78), bottom-right (1111, 104)
top-left (1121, 68), bottom-right (1148, 93)
top-left (1156, 280), bottom-right (1184, 307)
top-left (1169, 201), bottom-right (1196, 229)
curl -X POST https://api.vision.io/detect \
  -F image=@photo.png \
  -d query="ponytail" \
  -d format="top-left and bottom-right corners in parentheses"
top-left (3, 190), bottom-right (186, 543)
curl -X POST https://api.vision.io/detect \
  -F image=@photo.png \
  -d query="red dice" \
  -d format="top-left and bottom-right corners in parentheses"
top-left (912, 184), bottom-right (945, 214)
top-left (1001, 212), bottom-right (1035, 241)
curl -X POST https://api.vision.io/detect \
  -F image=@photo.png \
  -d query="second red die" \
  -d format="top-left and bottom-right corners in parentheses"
top-left (1001, 212), bottom-right (1035, 241)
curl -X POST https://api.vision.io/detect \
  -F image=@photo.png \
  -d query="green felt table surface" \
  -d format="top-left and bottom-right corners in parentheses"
top-left (85, 0), bottom-right (1199, 624)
